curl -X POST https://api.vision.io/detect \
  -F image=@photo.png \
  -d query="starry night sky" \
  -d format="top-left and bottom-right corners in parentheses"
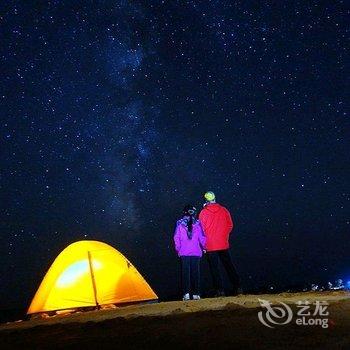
top-left (1, 1), bottom-right (349, 309)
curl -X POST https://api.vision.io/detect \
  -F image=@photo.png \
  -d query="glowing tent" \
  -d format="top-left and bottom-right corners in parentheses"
top-left (27, 240), bottom-right (158, 314)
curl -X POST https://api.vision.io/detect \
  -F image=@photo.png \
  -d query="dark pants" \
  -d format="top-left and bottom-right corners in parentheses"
top-left (181, 256), bottom-right (200, 295)
top-left (207, 249), bottom-right (240, 295)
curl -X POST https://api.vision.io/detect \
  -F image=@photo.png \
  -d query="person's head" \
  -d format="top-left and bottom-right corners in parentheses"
top-left (182, 204), bottom-right (197, 217)
top-left (204, 191), bottom-right (216, 203)
top-left (182, 205), bottom-right (196, 239)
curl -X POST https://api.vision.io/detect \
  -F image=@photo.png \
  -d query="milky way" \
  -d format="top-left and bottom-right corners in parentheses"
top-left (0, 1), bottom-right (349, 308)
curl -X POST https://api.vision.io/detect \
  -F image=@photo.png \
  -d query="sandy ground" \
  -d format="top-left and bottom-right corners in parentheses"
top-left (1, 291), bottom-right (349, 349)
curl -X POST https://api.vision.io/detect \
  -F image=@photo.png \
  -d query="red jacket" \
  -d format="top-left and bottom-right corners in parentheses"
top-left (199, 203), bottom-right (234, 251)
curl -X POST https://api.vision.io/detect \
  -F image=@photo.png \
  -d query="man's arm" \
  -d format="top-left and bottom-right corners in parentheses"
top-left (226, 209), bottom-right (234, 234)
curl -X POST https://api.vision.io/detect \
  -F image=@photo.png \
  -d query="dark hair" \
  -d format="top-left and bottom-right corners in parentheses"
top-left (182, 205), bottom-right (197, 239)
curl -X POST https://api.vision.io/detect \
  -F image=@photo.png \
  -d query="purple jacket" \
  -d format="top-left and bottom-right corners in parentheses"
top-left (174, 218), bottom-right (206, 257)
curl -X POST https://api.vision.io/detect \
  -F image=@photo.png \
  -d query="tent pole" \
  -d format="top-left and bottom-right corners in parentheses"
top-left (88, 251), bottom-right (100, 309)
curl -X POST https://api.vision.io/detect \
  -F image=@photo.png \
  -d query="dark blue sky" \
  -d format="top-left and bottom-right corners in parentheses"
top-left (0, 1), bottom-right (349, 309)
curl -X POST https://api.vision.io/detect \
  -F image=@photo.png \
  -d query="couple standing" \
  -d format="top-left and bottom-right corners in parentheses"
top-left (174, 191), bottom-right (240, 301)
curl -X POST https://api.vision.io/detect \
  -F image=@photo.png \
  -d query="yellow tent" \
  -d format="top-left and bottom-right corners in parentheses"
top-left (27, 240), bottom-right (158, 314)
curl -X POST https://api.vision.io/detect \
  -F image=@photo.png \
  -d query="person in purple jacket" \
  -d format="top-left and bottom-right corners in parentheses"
top-left (174, 205), bottom-right (206, 301)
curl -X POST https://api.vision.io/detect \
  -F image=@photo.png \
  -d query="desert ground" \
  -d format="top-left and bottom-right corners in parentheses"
top-left (1, 291), bottom-right (349, 349)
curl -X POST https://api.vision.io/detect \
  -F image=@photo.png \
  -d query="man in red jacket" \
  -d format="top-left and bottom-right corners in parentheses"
top-left (199, 191), bottom-right (240, 296)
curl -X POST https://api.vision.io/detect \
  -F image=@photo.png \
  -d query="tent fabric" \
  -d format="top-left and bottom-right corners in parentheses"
top-left (27, 240), bottom-right (158, 314)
